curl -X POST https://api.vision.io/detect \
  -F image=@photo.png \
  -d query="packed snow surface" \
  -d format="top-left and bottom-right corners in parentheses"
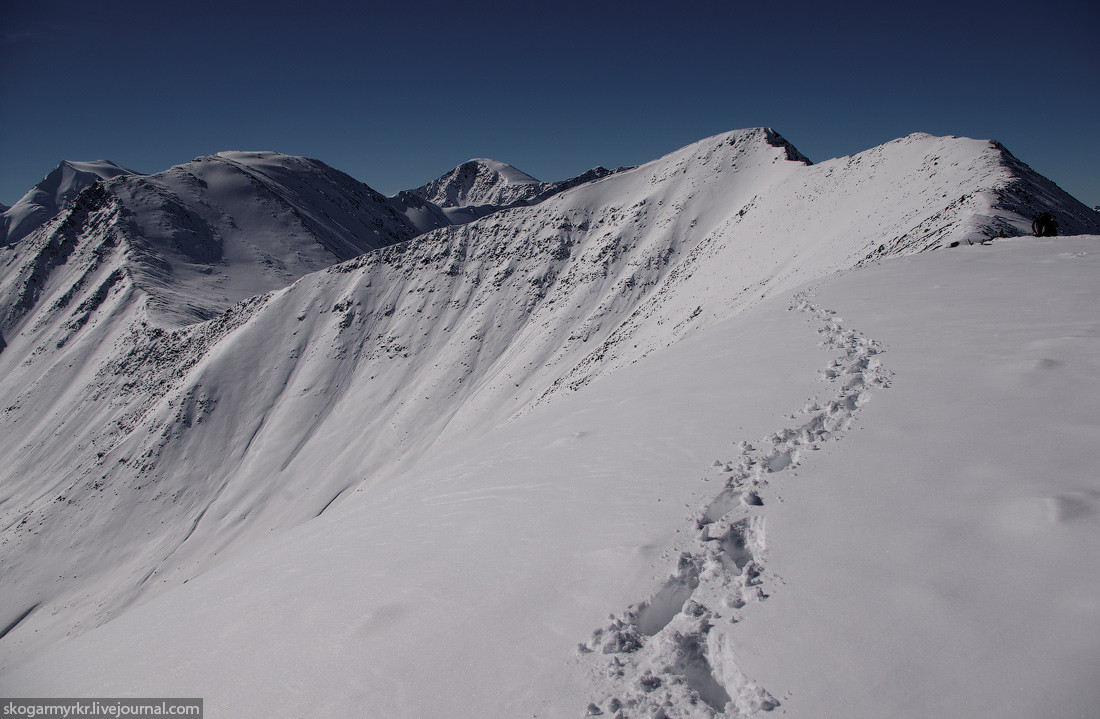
top-left (1, 128), bottom-right (1098, 717)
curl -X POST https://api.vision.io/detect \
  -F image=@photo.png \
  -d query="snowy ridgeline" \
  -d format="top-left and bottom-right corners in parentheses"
top-left (0, 160), bottom-right (137, 247)
top-left (0, 128), bottom-right (1098, 717)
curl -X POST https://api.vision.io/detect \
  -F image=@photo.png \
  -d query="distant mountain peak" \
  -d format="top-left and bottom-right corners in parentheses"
top-left (410, 158), bottom-right (543, 208)
top-left (409, 157), bottom-right (623, 212)
top-left (214, 150), bottom-right (282, 160)
top-left (464, 158), bottom-right (540, 185)
top-left (688, 127), bottom-right (812, 166)
top-left (1, 159), bottom-right (138, 246)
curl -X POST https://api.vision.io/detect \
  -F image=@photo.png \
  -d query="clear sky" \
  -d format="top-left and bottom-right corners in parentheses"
top-left (2, 0), bottom-right (1097, 208)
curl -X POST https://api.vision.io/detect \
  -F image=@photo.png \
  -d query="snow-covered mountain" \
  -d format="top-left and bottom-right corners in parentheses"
top-left (411, 157), bottom-right (541, 207)
top-left (1, 128), bottom-right (1098, 718)
top-left (0, 150), bottom-right (459, 330)
top-left (1, 160), bottom-right (138, 246)
top-left (410, 157), bottom-right (618, 211)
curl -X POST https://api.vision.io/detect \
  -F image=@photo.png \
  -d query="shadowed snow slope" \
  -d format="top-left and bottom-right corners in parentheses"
top-left (1, 160), bottom-right (138, 246)
top-left (0, 129), bottom-right (1098, 717)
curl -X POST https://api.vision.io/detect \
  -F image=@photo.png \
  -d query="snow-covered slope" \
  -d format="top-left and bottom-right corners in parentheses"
top-left (2, 235), bottom-right (1097, 719)
top-left (0, 130), bottom-right (818, 662)
top-left (1, 128), bottom-right (1098, 716)
top-left (1, 160), bottom-right (138, 246)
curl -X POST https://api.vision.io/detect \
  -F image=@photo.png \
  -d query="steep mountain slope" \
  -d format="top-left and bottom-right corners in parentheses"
top-left (3, 235), bottom-right (1098, 719)
top-left (1, 127), bottom-right (1098, 700)
top-left (1, 160), bottom-right (138, 246)
top-left (0, 152), bottom-right (463, 616)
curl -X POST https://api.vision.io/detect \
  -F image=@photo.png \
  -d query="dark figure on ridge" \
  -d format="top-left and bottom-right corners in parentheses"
top-left (1033, 212), bottom-right (1059, 237)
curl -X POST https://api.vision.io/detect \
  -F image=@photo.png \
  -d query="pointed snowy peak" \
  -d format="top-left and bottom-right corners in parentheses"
top-left (469, 157), bottom-right (541, 186)
top-left (409, 158), bottom-right (626, 212)
top-left (983, 139), bottom-right (1100, 237)
top-left (410, 158), bottom-right (543, 208)
top-left (672, 126), bottom-right (812, 167)
top-left (836, 132), bottom-right (1100, 251)
top-left (2, 160), bottom-right (139, 246)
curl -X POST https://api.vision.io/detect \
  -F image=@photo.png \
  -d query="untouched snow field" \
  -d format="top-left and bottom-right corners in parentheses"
top-left (3, 235), bottom-right (1098, 718)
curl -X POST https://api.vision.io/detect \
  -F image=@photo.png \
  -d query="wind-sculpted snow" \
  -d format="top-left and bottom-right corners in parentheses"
top-left (1, 127), bottom-right (1098, 680)
top-left (579, 294), bottom-right (891, 718)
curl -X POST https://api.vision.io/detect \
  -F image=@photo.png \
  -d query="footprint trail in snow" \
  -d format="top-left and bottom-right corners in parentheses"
top-left (578, 292), bottom-right (893, 718)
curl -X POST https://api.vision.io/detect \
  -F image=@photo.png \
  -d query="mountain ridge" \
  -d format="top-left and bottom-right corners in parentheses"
top-left (1, 126), bottom-right (1098, 694)
top-left (1, 159), bottom-right (139, 247)
top-left (0, 150), bottom-right (457, 330)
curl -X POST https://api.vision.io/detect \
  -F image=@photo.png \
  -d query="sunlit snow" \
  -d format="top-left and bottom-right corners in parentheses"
top-left (1, 128), bottom-right (1098, 718)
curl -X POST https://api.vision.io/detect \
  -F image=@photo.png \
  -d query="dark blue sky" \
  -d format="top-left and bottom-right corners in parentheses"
top-left (2, 0), bottom-right (1098, 207)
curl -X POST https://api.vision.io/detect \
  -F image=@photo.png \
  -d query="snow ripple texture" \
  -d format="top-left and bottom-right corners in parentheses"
top-left (578, 291), bottom-right (892, 718)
